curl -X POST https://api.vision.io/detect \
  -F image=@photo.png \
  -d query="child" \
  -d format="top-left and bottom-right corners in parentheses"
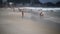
top-left (40, 12), bottom-right (44, 16)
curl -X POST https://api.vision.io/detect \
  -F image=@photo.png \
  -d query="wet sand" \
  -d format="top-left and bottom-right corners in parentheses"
top-left (0, 8), bottom-right (60, 34)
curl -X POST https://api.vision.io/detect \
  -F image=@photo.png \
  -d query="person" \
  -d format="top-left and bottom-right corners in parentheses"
top-left (39, 9), bottom-right (44, 16)
top-left (18, 8), bottom-right (24, 18)
top-left (19, 9), bottom-right (24, 18)
top-left (22, 10), bottom-right (24, 18)
top-left (40, 11), bottom-right (44, 16)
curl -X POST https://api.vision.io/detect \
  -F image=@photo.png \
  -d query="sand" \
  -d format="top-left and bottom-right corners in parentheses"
top-left (0, 8), bottom-right (60, 34)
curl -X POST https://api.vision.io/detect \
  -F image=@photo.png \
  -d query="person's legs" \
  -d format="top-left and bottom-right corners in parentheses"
top-left (22, 11), bottom-right (24, 18)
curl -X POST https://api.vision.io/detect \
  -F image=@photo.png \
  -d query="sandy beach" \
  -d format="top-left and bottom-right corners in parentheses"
top-left (0, 8), bottom-right (60, 34)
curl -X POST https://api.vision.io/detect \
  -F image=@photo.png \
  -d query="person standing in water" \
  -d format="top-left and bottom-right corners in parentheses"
top-left (39, 9), bottom-right (44, 16)
top-left (40, 12), bottom-right (44, 16)
top-left (18, 8), bottom-right (24, 18)
top-left (22, 9), bottom-right (24, 18)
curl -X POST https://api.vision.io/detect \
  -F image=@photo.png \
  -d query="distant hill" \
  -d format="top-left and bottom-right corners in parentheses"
top-left (2, 0), bottom-right (60, 7)
top-left (0, 0), bottom-right (2, 7)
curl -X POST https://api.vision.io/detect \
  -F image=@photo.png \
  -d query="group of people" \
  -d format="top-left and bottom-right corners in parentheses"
top-left (18, 8), bottom-right (44, 18)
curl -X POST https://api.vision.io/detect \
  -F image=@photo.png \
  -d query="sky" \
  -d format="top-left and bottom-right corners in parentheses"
top-left (39, 0), bottom-right (60, 4)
